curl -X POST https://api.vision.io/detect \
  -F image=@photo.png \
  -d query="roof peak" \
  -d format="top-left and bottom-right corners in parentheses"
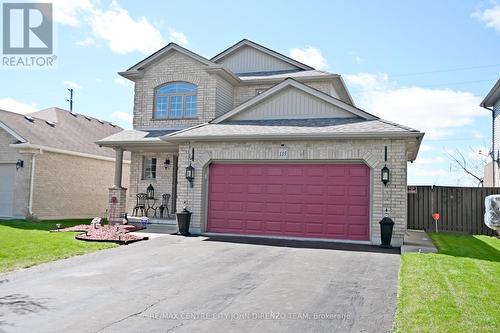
top-left (210, 39), bottom-right (314, 71)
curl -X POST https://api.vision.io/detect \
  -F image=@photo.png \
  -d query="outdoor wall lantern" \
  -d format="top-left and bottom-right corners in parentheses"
top-left (164, 158), bottom-right (170, 169)
top-left (381, 146), bottom-right (390, 186)
top-left (15, 159), bottom-right (24, 169)
top-left (185, 163), bottom-right (195, 188)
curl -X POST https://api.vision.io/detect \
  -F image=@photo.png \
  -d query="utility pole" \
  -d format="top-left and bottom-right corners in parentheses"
top-left (67, 88), bottom-right (74, 112)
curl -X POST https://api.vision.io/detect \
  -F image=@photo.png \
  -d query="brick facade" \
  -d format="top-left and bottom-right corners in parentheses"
top-left (125, 48), bottom-right (414, 246)
top-left (127, 152), bottom-right (175, 216)
top-left (32, 151), bottom-right (130, 219)
top-left (0, 128), bottom-right (33, 218)
top-left (175, 139), bottom-right (408, 246)
top-left (133, 52), bottom-right (219, 129)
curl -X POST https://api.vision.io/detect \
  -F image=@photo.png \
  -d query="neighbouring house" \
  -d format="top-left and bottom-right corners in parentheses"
top-left (0, 107), bottom-right (130, 219)
top-left (98, 39), bottom-right (423, 246)
top-left (482, 79), bottom-right (500, 187)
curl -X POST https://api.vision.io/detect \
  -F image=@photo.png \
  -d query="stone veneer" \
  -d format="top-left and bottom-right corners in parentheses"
top-left (175, 139), bottom-right (408, 246)
top-left (108, 186), bottom-right (127, 224)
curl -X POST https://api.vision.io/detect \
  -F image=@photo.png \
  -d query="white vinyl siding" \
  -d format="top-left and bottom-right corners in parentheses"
top-left (494, 100), bottom-right (500, 158)
top-left (215, 77), bottom-right (234, 117)
top-left (217, 45), bottom-right (300, 74)
top-left (230, 86), bottom-right (356, 121)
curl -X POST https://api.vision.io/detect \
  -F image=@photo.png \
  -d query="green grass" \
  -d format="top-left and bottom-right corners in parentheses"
top-left (394, 233), bottom-right (500, 333)
top-left (0, 219), bottom-right (117, 273)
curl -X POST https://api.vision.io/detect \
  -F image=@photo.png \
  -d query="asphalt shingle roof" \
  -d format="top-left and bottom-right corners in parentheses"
top-left (0, 108), bottom-right (125, 158)
top-left (165, 118), bottom-right (421, 141)
top-left (97, 128), bottom-right (182, 144)
top-left (239, 70), bottom-right (334, 80)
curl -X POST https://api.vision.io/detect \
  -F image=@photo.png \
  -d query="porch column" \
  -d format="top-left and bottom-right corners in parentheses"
top-left (113, 147), bottom-right (124, 188)
top-left (108, 147), bottom-right (127, 225)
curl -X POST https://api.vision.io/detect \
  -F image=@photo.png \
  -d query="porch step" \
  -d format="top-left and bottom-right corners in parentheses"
top-left (127, 216), bottom-right (177, 225)
top-left (129, 222), bottom-right (178, 235)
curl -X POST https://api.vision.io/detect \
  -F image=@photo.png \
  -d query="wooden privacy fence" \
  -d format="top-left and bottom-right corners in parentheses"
top-left (407, 186), bottom-right (500, 236)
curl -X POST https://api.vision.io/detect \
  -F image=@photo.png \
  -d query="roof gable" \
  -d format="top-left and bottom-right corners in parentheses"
top-left (211, 39), bottom-right (313, 74)
top-left (119, 43), bottom-right (215, 80)
top-left (229, 86), bottom-right (356, 121)
top-left (212, 79), bottom-right (378, 123)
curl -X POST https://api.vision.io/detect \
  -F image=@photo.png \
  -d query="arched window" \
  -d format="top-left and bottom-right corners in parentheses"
top-left (154, 82), bottom-right (197, 119)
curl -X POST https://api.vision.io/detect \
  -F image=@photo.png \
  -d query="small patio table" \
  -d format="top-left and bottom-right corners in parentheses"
top-left (146, 197), bottom-right (158, 218)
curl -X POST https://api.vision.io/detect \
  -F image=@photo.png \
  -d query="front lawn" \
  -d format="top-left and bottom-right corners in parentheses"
top-left (0, 219), bottom-right (117, 273)
top-left (394, 233), bottom-right (500, 333)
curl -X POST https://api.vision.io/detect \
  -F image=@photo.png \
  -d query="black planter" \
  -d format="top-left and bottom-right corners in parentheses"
top-left (379, 216), bottom-right (395, 248)
top-left (176, 208), bottom-right (192, 236)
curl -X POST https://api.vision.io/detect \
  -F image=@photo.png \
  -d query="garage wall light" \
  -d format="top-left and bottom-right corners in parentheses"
top-left (186, 148), bottom-right (195, 187)
top-left (16, 159), bottom-right (24, 170)
top-left (381, 146), bottom-right (390, 186)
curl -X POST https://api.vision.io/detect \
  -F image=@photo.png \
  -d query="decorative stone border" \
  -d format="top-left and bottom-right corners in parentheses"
top-left (51, 224), bottom-right (149, 245)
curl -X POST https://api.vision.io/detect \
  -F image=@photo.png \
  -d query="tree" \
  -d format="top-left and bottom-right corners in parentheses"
top-left (445, 148), bottom-right (488, 187)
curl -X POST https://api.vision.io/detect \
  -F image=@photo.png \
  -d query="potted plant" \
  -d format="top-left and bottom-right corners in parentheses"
top-left (176, 202), bottom-right (192, 236)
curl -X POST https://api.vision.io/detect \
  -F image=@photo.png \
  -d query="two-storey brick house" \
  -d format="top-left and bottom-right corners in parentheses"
top-left (98, 39), bottom-right (424, 246)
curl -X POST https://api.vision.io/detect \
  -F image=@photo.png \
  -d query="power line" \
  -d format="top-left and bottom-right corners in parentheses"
top-left (391, 63), bottom-right (500, 78)
top-left (422, 78), bottom-right (497, 88)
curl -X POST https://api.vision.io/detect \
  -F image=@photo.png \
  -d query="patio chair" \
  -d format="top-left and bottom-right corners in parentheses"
top-left (159, 193), bottom-right (171, 219)
top-left (133, 193), bottom-right (147, 216)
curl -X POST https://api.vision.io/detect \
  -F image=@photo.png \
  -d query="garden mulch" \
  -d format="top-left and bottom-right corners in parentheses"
top-left (52, 224), bottom-right (148, 244)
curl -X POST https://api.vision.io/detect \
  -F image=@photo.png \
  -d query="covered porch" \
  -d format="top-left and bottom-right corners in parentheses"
top-left (96, 129), bottom-right (181, 224)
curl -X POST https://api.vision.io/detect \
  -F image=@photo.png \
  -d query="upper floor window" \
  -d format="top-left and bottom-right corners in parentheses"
top-left (154, 82), bottom-right (197, 119)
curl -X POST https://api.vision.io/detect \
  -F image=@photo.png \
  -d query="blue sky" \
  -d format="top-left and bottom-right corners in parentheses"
top-left (1, 0), bottom-right (500, 186)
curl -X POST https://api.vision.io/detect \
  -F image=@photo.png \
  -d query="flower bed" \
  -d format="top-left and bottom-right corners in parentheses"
top-left (51, 224), bottom-right (148, 245)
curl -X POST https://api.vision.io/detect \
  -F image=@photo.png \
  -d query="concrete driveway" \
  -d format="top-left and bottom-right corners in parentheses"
top-left (0, 234), bottom-right (400, 333)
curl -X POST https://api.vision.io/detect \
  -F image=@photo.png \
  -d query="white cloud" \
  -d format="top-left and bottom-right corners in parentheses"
top-left (51, 0), bottom-right (95, 27)
top-left (114, 77), bottom-right (133, 87)
top-left (409, 167), bottom-right (448, 178)
top-left (419, 144), bottom-right (433, 152)
top-left (168, 28), bottom-right (189, 47)
top-left (75, 36), bottom-right (95, 46)
top-left (473, 4), bottom-right (500, 33)
top-left (354, 56), bottom-right (364, 64)
top-left (0, 98), bottom-right (37, 114)
top-left (412, 156), bottom-right (446, 165)
top-left (52, 1), bottom-right (189, 55)
top-left (345, 73), bottom-right (487, 139)
top-left (63, 80), bottom-right (82, 90)
top-left (89, 2), bottom-right (166, 54)
top-left (344, 73), bottom-right (389, 90)
top-left (111, 111), bottom-right (133, 125)
top-left (289, 46), bottom-right (328, 70)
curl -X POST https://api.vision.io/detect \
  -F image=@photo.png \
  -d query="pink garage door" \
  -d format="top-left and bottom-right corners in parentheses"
top-left (207, 163), bottom-right (370, 241)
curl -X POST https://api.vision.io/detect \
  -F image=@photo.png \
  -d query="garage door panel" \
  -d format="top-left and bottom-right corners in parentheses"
top-left (325, 224), bottom-right (346, 235)
top-left (326, 205), bottom-right (345, 216)
top-left (285, 222), bottom-right (303, 233)
top-left (348, 224), bottom-right (369, 236)
top-left (265, 221), bottom-right (282, 231)
top-left (207, 163), bottom-right (370, 241)
top-left (305, 223), bottom-right (324, 234)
